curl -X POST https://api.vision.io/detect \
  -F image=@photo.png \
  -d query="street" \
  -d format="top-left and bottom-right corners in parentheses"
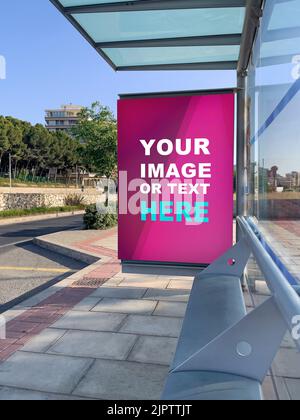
top-left (0, 215), bottom-right (83, 248)
top-left (0, 215), bottom-right (86, 310)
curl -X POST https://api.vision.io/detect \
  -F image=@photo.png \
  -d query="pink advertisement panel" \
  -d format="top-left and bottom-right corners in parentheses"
top-left (118, 92), bottom-right (234, 265)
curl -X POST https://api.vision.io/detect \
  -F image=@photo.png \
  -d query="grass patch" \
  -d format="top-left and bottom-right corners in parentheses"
top-left (0, 177), bottom-right (76, 188)
top-left (0, 205), bottom-right (86, 219)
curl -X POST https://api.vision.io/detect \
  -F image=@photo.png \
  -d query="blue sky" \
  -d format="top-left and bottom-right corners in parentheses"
top-left (0, 0), bottom-right (236, 125)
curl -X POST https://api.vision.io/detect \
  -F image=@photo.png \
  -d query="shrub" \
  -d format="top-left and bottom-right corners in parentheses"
top-left (64, 193), bottom-right (85, 206)
top-left (83, 204), bottom-right (118, 230)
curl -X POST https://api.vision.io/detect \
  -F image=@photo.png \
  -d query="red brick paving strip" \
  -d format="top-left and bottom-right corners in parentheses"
top-left (0, 258), bottom-right (121, 362)
top-left (74, 227), bottom-right (118, 259)
top-left (82, 260), bottom-right (120, 281)
top-left (76, 243), bottom-right (117, 258)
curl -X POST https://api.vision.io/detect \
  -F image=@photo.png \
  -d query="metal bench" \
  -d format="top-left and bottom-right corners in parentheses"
top-left (162, 216), bottom-right (300, 400)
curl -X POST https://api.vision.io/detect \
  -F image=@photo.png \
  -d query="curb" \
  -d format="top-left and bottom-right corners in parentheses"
top-left (1, 257), bottom-right (108, 318)
top-left (33, 236), bottom-right (100, 265)
top-left (1, 233), bottom-right (115, 321)
top-left (0, 210), bottom-right (85, 226)
top-left (0, 256), bottom-right (102, 317)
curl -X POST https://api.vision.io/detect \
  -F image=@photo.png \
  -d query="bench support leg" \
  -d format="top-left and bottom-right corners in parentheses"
top-left (200, 237), bottom-right (251, 278)
top-left (172, 297), bottom-right (287, 383)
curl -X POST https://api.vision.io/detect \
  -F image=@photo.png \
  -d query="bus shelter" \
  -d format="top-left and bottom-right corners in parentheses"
top-left (50, 0), bottom-right (300, 400)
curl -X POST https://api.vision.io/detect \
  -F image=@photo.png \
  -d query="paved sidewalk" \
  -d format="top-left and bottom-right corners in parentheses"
top-left (0, 228), bottom-right (194, 400)
top-left (0, 227), bottom-right (298, 400)
top-left (242, 221), bottom-right (300, 400)
top-left (245, 259), bottom-right (300, 401)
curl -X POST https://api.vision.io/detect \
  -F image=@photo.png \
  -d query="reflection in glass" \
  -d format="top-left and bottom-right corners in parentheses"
top-left (247, 0), bottom-right (300, 283)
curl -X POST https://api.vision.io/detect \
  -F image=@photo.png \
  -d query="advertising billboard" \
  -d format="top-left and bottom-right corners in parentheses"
top-left (118, 91), bottom-right (234, 265)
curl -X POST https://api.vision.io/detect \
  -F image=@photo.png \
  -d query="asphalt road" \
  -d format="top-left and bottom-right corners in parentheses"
top-left (0, 215), bottom-right (83, 248)
top-left (0, 215), bottom-right (86, 310)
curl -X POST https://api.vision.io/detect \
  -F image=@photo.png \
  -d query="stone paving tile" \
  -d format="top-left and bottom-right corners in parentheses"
top-left (252, 293), bottom-right (270, 307)
top-left (52, 311), bottom-right (126, 332)
top-left (243, 291), bottom-right (254, 308)
top-left (118, 278), bottom-right (170, 289)
top-left (120, 315), bottom-right (183, 338)
top-left (90, 287), bottom-right (147, 300)
top-left (73, 359), bottom-right (169, 400)
top-left (262, 376), bottom-right (278, 401)
top-left (154, 302), bottom-right (187, 318)
top-left (0, 228), bottom-right (196, 400)
top-left (6, 223), bottom-right (300, 400)
top-left (11, 289), bottom-right (64, 311)
top-left (167, 280), bottom-right (194, 290)
top-left (72, 297), bottom-right (101, 312)
top-left (0, 345), bottom-right (22, 361)
top-left (49, 330), bottom-right (137, 361)
top-left (22, 328), bottom-right (67, 353)
top-left (129, 336), bottom-right (178, 366)
top-left (264, 372), bottom-right (286, 398)
top-left (115, 273), bottom-right (159, 280)
top-left (92, 298), bottom-right (157, 315)
top-left (103, 278), bottom-right (124, 287)
top-left (0, 386), bottom-right (91, 400)
top-left (0, 288), bottom-right (87, 361)
top-left (272, 375), bottom-right (292, 400)
top-left (281, 332), bottom-right (297, 349)
top-left (272, 348), bottom-right (300, 378)
top-left (0, 352), bottom-right (93, 394)
top-left (284, 378), bottom-right (300, 400)
top-left (143, 288), bottom-right (189, 303)
top-left (96, 236), bottom-right (117, 252)
top-left (252, 281), bottom-right (271, 296)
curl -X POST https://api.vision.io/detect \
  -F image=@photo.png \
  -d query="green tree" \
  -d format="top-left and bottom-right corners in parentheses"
top-left (72, 102), bottom-right (117, 178)
top-left (0, 117), bottom-right (10, 168)
top-left (25, 124), bottom-right (54, 176)
top-left (5, 117), bottom-right (25, 177)
top-left (51, 131), bottom-right (81, 173)
top-left (0, 105), bottom-right (115, 183)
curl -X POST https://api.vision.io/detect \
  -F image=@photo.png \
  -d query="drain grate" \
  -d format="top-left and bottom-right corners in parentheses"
top-left (72, 278), bottom-right (109, 288)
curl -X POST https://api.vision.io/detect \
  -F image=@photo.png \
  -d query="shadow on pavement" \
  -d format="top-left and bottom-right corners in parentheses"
top-left (15, 242), bottom-right (86, 270)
